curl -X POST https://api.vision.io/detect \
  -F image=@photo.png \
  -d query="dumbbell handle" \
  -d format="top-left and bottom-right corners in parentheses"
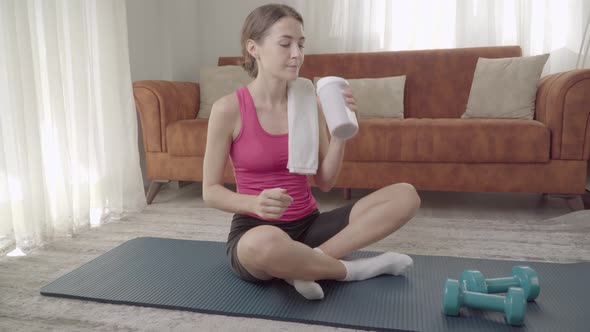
top-left (462, 291), bottom-right (506, 312)
top-left (485, 277), bottom-right (520, 293)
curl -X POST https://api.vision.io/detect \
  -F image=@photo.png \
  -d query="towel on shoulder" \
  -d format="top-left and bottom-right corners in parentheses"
top-left (287, 78), bottom-right (319, 175)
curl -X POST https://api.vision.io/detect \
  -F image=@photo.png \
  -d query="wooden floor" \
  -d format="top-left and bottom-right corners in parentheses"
top-left (1, 184), bottom-right (588, 332)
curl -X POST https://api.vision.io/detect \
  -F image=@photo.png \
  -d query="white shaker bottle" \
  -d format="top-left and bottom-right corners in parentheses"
top-left (316, 76), bottom-right (359, 140)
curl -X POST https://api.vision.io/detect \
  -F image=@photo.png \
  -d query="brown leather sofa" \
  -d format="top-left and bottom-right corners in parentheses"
top-left (133, 46), bottom-right (590, 208)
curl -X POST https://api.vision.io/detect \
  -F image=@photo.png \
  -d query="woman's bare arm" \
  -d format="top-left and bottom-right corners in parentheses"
top-left (202, 95), bottom-right (256, 214)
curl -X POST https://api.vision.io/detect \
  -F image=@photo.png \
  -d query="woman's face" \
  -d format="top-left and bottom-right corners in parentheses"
top-left (252, 17), bottom-right (305, 81)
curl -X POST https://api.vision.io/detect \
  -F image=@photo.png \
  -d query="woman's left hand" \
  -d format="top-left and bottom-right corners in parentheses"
top-left (342, 87), bottom-right (357, 114)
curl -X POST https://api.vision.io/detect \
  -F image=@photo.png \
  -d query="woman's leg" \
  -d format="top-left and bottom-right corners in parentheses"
top-left (235, 182), bottom-right (420, 282)
top-left (318, 183), bottom-right (421, 259)
top-left (236, 225), bottom-right (347, 281)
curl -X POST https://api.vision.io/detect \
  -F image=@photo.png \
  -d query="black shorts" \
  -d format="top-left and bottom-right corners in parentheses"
top-left (225, 203), bottom-right (354, 282)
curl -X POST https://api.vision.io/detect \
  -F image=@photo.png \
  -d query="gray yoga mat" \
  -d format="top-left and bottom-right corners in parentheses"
top-left (41, 237), bottom-right (589, 331)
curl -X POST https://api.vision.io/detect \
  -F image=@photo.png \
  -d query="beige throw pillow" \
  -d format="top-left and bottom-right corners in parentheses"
top-left (462, 54), bottom-right (549, 120)
top-left (198, 65), bottom-right (253, 119)
top-left (314, 76), bottom-right (406, 118)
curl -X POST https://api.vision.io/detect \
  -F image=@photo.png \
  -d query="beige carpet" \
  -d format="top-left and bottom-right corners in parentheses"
top-left (1, 184), bottom-right (588, 332)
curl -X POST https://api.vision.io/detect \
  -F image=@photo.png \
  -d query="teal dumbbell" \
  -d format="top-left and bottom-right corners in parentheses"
top-left (443, 279), bottom-right (526, 326)
top-left (460, 266), bottom-right (540, 301)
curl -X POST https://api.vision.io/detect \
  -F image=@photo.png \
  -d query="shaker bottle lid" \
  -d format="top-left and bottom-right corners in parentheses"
top-left (316, 76), bottom-right (349, 93)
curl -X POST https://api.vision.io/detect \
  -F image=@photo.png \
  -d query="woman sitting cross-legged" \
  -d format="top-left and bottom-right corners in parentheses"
top-left (202, 4), bottom-right (420, 300)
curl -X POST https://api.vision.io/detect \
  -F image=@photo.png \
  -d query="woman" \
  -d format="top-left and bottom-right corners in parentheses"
top-left (203, 4), bottom-right (420, 300)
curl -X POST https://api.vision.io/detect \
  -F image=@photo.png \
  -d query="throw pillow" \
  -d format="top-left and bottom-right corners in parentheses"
top-left (314, 76), bottom-right (406, 118)
top-left (462, 53), bottom-right (550, 120)
top-left (198, 65), bottom-right (253, 119)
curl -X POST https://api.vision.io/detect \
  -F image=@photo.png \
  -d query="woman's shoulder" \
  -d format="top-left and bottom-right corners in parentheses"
top-left (209, 91), bottom-right (242, 139)
top-left (211, 91), bottom-right (240, 119)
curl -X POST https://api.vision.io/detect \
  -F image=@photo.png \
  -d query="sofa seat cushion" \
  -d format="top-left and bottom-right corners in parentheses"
top-left (167, 118), bottom-right (550, 163)
top-left (345, 118), bottom-right (550, 163)
top-left (405, 118), bottom-right (550, 163)
top-left (166, 119), bottom-right (208, 156)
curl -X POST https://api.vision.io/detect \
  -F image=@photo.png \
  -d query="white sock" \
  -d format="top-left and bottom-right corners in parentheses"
top-left (283, 247), bottom-right (325, 300)
top-left (284, 278), bottom-right (324, 300)
top-left (338, 252), bottom-right (413, 281)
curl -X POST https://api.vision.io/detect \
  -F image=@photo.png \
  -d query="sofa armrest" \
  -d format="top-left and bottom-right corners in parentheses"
top-left (536, 69), bottom-right (590, 160)
top-left (133, 80), bottom-right (200, 153)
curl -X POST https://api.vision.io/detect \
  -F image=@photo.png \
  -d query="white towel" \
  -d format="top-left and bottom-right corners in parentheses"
top-left (287, 78), bottom-right (319, 175)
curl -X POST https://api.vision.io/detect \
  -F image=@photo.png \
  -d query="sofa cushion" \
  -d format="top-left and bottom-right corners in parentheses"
top-left (462, 54), bottom-right (549, 120)
top-left (168, 117), bottom-right (550, 164)
top-left (406, 118), bottom-right (550, 163)
top-left (166, 119), bottom-right (208, 156)
top-left (197, 66), bottom-right (252, 119)
top-left (314, 76), bottom-right (406, 118)
top-left (345, 118), bottom-right (550, 163)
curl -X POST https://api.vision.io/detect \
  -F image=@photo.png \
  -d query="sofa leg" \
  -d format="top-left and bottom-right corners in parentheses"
top-left (583, 190), bottom-right (590, 209)
top-left (541, 193), bottom-right (586, 211)
top-left (146, 180), bottom-right (167, 204)
top-left (548, 194), bottom-right (584, 211)
top-left (565, 195), bottom-right (585, 211)
top-left (169, 180), bottom-right (192, 190)
top-left (343, 188), bottom-right (352, 200)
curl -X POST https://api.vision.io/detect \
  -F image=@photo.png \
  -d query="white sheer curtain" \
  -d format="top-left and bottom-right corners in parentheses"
top-left (301, 0), bottom-right (590, 74)
top-left (455, 0), bottom-right (589, 74)
top-left (302, 0), bottom-right (457, 53)
top-left (0, 0), bottom-right (146, 256)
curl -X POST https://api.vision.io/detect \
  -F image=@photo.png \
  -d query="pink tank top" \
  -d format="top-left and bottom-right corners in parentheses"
top-left (229, 86), bottom-right (318, 221)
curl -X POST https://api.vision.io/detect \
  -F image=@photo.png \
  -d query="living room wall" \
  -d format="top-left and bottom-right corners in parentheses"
top-left (126, 0), bottom-right (301, 83)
